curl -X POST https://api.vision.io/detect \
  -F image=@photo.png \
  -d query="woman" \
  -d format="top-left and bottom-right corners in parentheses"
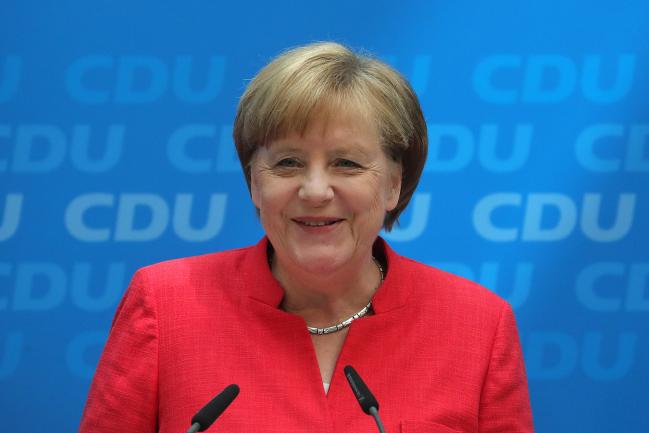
top-left (80, 42), bottom-right (534, 433)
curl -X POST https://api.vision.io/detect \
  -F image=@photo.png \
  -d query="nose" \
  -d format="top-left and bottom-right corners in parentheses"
top-left (298, 167), bottom-right (334, 204)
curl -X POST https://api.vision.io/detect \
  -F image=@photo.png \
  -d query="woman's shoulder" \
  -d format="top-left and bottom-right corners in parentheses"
top-left (127, 243), bottom-right (263, 299)
top-left (395, 254), bottom-right (510, 315)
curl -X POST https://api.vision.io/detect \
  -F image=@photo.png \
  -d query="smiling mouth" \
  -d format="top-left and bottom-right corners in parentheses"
top-left (293, 219), bottom-right (343, 227)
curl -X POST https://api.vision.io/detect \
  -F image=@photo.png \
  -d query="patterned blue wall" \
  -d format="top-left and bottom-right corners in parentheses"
top-left (1, 1), bottom-right (648, 432)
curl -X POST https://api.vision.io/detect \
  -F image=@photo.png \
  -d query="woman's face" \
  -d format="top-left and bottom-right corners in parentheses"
top-left (250, 109), bottom-right (402, 276)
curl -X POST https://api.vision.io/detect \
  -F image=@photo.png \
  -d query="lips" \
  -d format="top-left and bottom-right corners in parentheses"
top-left (292, 217), bottom-right (343, 227)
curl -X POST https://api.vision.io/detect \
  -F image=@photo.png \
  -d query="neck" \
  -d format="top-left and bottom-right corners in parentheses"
top-left (272, 253), bottom-right (382, 327)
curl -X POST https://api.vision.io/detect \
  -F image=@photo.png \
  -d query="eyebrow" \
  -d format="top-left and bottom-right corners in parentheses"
top-left (330, 145), bottom-right (373, 159)
top-left (268, 145), bottom-right (303, 153)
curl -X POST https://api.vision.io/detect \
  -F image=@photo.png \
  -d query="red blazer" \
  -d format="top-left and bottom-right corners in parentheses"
top-left (79, 238), bottom-right (534, 433)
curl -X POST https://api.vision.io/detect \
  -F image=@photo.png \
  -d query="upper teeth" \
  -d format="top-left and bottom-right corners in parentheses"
top-left (301, 221), bottom-right (331, 226)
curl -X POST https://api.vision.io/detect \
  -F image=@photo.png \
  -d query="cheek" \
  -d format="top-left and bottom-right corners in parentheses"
top-left (250, 163), bottom-right (274, 209)
top-left (347, 175), bottom-right (386, 214)
top-left (251, 174), bottom-right (294, 214)
top-left (249, 155), bottom-right (269, 209)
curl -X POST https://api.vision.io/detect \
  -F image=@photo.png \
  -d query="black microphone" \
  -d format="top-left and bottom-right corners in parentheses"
top-left (186, 384), bottom-right (240, 433)
top-left (344, 365), bottom-right (386, 433)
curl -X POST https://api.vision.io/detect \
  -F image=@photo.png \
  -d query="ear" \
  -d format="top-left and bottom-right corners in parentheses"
top-left (385, 162), bottom-right (402, 212)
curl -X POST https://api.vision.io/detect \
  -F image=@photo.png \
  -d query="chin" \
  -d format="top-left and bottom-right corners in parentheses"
top-left (289, 243), bottom-right (352, 274)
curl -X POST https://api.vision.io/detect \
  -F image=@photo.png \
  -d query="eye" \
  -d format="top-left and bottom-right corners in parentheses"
top-left (276, 158), bottom-right (301, 168)
top-left (335, 159), bottom-right (361, 169)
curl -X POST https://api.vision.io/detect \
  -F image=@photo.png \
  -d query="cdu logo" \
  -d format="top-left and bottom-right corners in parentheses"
top-left (576, 124), bottom-right (649, 172)
top-left (65, 55), bottom-right (226, 104)
top-left (525, 332), bottom-right (637, 381)
top-left (167, 124), bottom-right (240, 173)
top-left (576, 262), bottom-right (649, 312)
top-left (0, 125), bottom-right (125, 173)
top-left (473, 54), bottom-right (635, 104)
top-left (0, 262), bottom-right (126, 312)
top-left (64, 193), bottom-right (227, 242)
top-left (473, 193), bottom-right (636, 242)
top-left (425, 124), bottom-right (532, 173)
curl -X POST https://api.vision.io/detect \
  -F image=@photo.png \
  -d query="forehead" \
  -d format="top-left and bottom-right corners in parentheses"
top-left (268, 121), bottom-right (379, 160)
top-left (268, 101), bottom-right (381, 149)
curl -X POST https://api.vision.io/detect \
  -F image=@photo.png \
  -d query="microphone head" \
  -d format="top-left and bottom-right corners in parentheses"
top-left (344, 365), bottom-right (379, 415)
top-left (191, 384), bottom-right (240, 431)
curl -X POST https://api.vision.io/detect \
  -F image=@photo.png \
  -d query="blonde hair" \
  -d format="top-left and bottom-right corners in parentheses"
top-left (233, 42), bottom-right (427, 231)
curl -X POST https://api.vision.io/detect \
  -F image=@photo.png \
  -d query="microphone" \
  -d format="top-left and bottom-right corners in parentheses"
top-left (344, 365), bottom-right (386, 433)
top-left (186, 384), bottom-right (240, 433)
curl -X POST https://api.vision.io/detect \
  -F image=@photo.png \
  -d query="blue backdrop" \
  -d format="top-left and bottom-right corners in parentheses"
top-left (1, 1), bottom-right (648, 432)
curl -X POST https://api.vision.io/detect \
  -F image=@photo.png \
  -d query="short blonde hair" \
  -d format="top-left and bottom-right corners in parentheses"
top-left (233, 42), bottom-right (427, 231)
